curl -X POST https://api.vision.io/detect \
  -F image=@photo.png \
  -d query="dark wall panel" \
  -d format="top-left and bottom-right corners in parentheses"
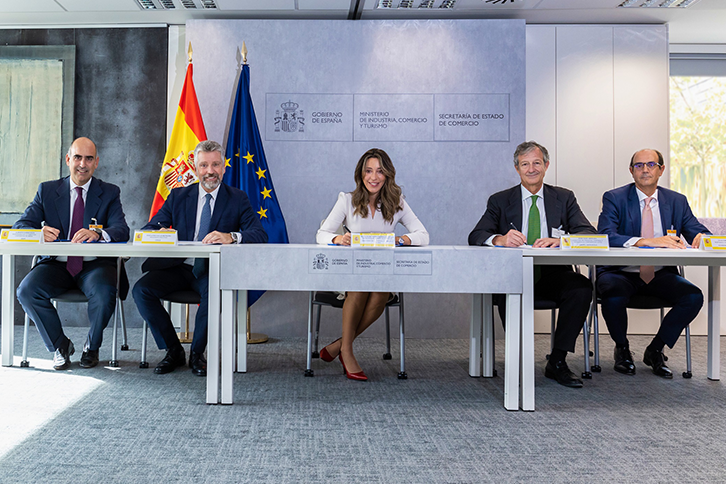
top-left (1, 28), bottom-right (168, 329)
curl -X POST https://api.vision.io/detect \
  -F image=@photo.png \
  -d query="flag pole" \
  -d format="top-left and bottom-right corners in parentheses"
top-left (239, 41), bottom-right (268, 345)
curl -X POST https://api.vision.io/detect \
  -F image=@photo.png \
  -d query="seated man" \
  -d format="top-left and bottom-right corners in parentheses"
top-left (15, 137), bottom-right (130, 370)
top-left (133, 140), bottom-right (267, 377)
top-left (469, 140), bottom-right (596, 388)
top-left (597, 148), bottom-right (709, 379)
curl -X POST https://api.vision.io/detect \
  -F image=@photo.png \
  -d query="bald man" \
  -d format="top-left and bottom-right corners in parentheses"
top-left (597, 148), bottom-right (709, 379)
top-left (15, 137), bottom-right (129, 370)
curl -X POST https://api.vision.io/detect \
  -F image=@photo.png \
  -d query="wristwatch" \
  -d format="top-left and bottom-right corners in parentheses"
top-left (230, 232), bottom-right (241, 244)
top-left (398, 237), bottom-right (405, 246)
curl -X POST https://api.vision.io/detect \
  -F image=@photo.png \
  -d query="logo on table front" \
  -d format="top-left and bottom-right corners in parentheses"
top-left (274, 100), bottom-right (305, 133)
top-left (312, 253), bottom-right (329, 271)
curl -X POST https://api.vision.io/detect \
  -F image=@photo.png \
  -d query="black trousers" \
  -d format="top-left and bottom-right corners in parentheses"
top-left (132, 263), bottom-right (208, 354)
top-left (597, 268), bottom-right (703, 348)
top-left (495, 266), bottom-right (592, 354)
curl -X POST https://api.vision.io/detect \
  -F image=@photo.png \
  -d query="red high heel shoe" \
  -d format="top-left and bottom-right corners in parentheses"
top-left (319, 338), bottom-right (341, 363)
top-left (339, 353), bottom-right (368, 381)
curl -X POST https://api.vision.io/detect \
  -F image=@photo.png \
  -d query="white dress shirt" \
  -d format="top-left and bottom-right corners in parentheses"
top-left (485, 184), bottom-right (548, 246)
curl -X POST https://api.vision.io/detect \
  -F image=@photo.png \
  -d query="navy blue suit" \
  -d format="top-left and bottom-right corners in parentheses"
top-left (469, 184), bottom-right (596, 354)
top-left (14, 176), bottom-right (130, 352)
top-left (596, 183), bottom-right (709, 347)
top-left (132, 183), bottom-right (267, 354)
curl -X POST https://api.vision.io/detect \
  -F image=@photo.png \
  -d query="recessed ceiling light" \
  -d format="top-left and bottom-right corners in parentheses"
top-left (136, 0), bottom-right (157, 9)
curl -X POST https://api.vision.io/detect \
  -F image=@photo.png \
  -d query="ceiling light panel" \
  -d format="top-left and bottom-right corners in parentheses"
top-left (0, 0), bottom-right (65, 12)
top-left (215, 0), bottom-right (295, 10)
top-left (298, 0), bottom-right (352, 8)
top-left (59, 0), bottom-right (140, 11)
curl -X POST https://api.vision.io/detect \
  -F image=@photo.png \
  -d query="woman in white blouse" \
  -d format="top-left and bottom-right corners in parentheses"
top-left (316, 148), bottom-right (429, 381)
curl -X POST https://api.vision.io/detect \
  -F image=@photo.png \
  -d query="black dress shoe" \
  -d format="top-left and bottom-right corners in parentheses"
top-left (154, 346), bottom-right (186, 374)
top-left (643, 347), bottom-right (673, 379)
top-left (53, 340), bottom-right (75, 371)
top-left (613, 345), bottom-right (636, 375)
top-left (544, 360), bottom-right (583, 388)
top-left (189, 352), bottom-right (207, 377)
top-left (79, 349), bottom-right (100, 368)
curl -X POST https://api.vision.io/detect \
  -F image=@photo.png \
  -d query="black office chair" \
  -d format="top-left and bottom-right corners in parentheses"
top-left (139, 290), bottom-right (201, 368)
top-left (20, 256), bottom-right (129, 368)
top-left (307, 291), bottom-right (406, 379)
top-left (587, 267), bottom-right (693, 378)
top-left (491, 297), bottom-right (594, 379)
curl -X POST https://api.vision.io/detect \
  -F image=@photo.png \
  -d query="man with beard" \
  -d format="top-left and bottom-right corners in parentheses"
top-left (133, 140), bottom-right (267, 376)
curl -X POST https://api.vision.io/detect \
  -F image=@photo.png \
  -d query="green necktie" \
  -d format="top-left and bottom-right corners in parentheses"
top-left (527, 195), bottom-right (540, 245)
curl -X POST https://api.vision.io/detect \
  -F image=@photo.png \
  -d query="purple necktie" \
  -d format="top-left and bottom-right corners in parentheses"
top-left (67, 186), bottom-right (84, 276)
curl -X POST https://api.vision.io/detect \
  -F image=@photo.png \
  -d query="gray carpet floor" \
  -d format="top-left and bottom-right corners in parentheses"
top-left (1, 327), bottom-right (726, 483)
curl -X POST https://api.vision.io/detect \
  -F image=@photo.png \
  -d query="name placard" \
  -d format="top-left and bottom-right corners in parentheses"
top-left (0, 229), bottom-right (44, 243)
top-left (133, 230), bottom-right (178, 246)
top-left (351, 233), bottom-right (395, 248)
top-left (701, 235), bottom-right (726, 250)
top-left (561, 234), bottom-right (609, 250)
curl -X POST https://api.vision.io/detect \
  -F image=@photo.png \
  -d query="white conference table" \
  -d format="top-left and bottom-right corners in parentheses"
top-left (217, 244), bottom-right (524, 409)
top-left (513, 247), bottom-right (724, 411)
top-left (0, 242), bottom-right (224, 404)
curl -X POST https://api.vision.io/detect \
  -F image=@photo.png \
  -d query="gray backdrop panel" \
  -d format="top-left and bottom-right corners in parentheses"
top-left (187, 19), bottom-right (525, 339)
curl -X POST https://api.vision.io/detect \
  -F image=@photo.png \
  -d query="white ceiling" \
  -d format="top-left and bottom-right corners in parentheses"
top-left (0, 0), bottom-right (724, 44)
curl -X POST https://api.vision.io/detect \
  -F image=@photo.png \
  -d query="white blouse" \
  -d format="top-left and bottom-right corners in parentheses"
top-left (316, 192), bottom-right (429, 246)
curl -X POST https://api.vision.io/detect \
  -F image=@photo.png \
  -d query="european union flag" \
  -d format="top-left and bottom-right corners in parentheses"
top-left (224, 64), bottom-right (289, 305)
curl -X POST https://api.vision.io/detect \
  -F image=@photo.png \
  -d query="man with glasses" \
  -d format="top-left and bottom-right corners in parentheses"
top-left (597, 148), bottom-right (709, 378)
top-left (469, 140), bottom-right (596, 388)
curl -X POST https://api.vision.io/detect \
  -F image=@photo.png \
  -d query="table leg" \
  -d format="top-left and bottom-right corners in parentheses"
top-left (206, 252), bottom-right (221, 404)
top-left (469, 294), bottom-right (483, 377)
top-left (2, 254), bottom-right (15, 367)
top-left (482, 294), bottom-right (495, 377)
top-left (236, 290), bottom-right (247, 373)
top-left (305, 292), bottom-right (314, 377)
top-left (708, 265), bottom-right (721, 381)
top-left (221, 289), bottom-right (235, 404)
top-left (520, 256), bottom-right (535, 411)
top-left (504, 293), bottom-right (520, 411)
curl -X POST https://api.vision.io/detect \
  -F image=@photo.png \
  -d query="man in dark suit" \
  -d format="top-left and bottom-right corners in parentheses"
top-left (133, 140), bottom-right (267, 377)
top-left (597, 148), bottom-right (709, 379)
top-left (469, 140), bottom-right (596, 388)
top-left (15, 137), bottom-right (130, 370)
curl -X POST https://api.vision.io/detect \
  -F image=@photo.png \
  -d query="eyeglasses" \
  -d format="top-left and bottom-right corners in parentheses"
top-left (631, 161), bottom-right (663, 170)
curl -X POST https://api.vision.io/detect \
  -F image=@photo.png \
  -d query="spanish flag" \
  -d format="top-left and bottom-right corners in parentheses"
top-left (149, 54), bottom-right (207, 219)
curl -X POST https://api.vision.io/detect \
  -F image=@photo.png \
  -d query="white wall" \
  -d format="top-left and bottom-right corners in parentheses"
top-left (526, 24), bottom-right (725, 337)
